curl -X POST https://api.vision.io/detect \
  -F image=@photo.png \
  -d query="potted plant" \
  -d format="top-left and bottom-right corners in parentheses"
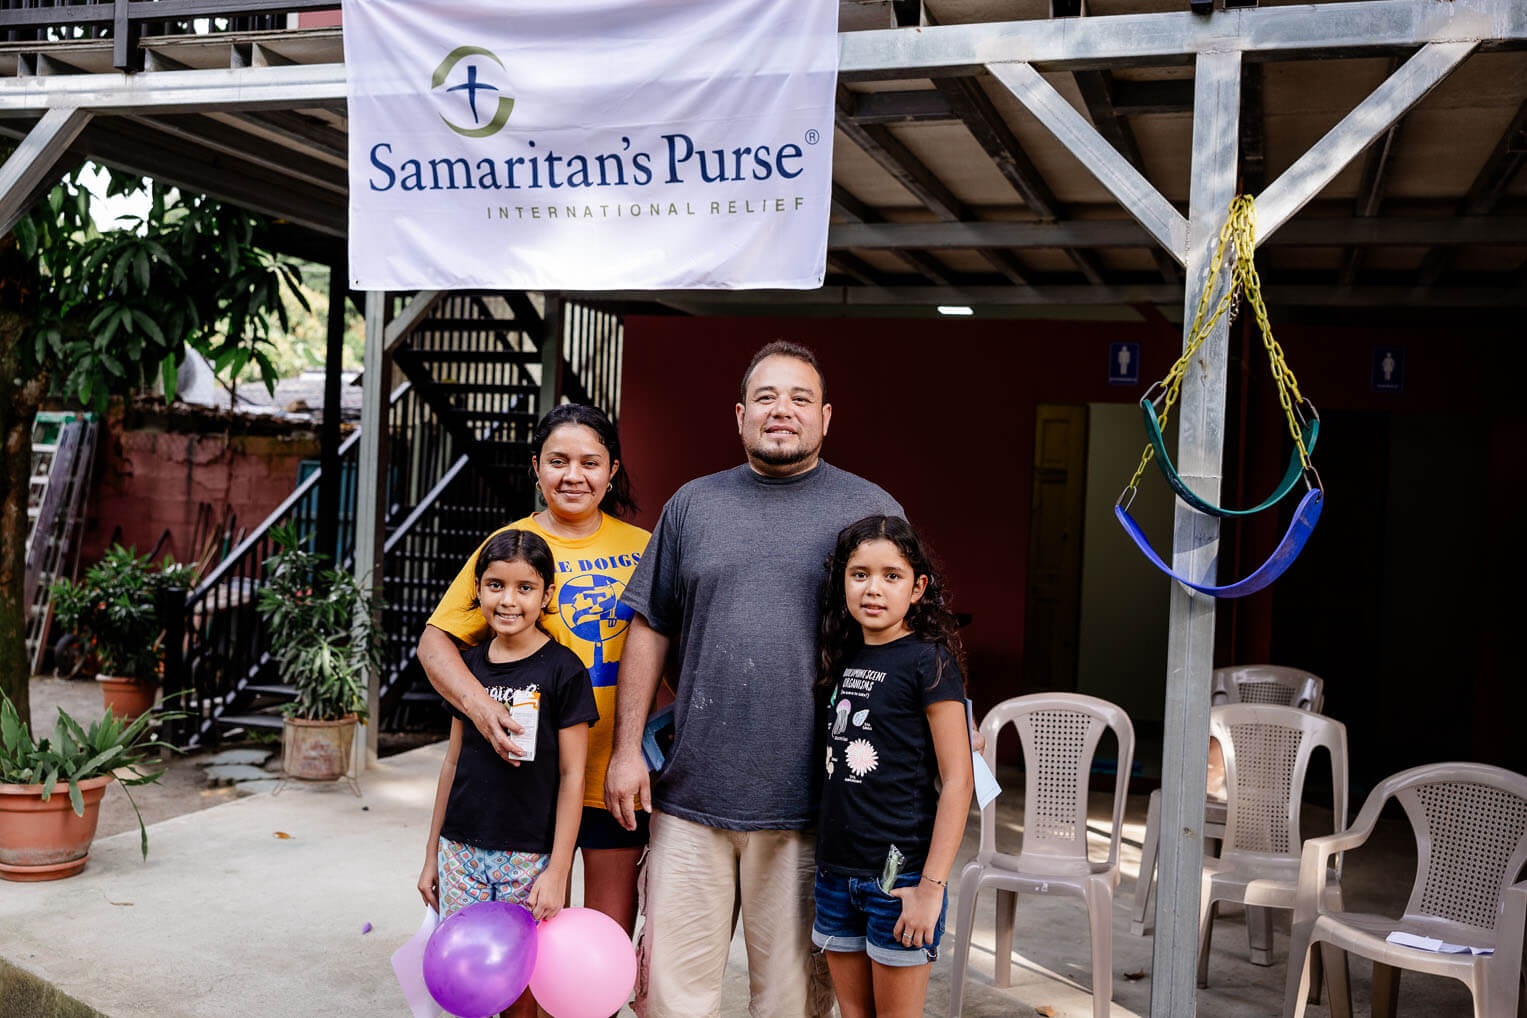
top-left (49, 546), bottom-right (194, 720)
top-left (0, 691), bottom-right (175, 881)
top-left (257, 524), bottom-right (386, 782)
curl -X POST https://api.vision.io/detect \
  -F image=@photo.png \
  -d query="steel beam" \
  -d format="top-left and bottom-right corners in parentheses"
top-left (1254, 40), bottom-right (1477, 243)
top-left (0, 107), bottom-right (91, 236)
top-left (353, 291), bottom-right (391, 769)
top-left (988, 61), bottom-right (1188, 262)
top-left (0, 62), bottom-right (347, 115)
top-left (1151, 47), bottom-right (1240, 1018)
top-left (827, 215), bottom-right (1527, 250)
top-left (837, 0), bottom-right (1526, 77)
top-left (593, 282), bottom-right (1525, 308)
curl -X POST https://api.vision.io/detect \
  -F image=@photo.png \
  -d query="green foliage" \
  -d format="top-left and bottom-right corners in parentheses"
top-left (256, 524), bottom-right (385, 722)
top-left (12, 169), bottom-right (309, 409)
top-left (0, 690), bottom-right (179, 859)
top-left (49, 546), bottom-right (195, 683)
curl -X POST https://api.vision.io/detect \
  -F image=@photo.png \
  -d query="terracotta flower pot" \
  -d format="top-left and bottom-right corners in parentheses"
top-left (97, 675), bottom-right (157, 721)
top-left (0, 774), bottom-right (115, 882)
top-left (282, 715), bottom-right (357, 781)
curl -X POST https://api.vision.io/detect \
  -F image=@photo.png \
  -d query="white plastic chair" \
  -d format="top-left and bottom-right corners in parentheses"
top-left (1285, 762), bottom-right (1527, 1018)
top-left (947, 693), bottom-right (1134, 1018)
top-left (1197, 704), bottom-right (1348, 992)
top-left (1211, 664), bottom-right (1325, 713)
top-left (1131, 664), bottom-right (1327, 942)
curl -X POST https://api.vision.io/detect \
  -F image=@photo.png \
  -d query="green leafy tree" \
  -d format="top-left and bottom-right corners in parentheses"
top-left (0, 160), bottom-right (306, 724)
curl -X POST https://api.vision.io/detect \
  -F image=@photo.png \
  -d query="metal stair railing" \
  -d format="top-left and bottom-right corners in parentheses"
top-left (159, 293), bottom-right (624, 746)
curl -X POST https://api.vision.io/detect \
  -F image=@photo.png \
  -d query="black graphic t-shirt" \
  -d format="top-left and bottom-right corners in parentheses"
top-left (817, 635), bottom-right (966, 876)
top-left (441, 639), bottom-right (599, 853)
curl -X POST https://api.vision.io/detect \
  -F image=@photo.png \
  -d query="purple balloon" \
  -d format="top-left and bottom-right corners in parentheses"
top-left (423, 902), bottom-right (538, 1018)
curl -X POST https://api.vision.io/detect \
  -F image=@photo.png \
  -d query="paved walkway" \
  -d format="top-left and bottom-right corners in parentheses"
top-left (0, 732), bottom-right (1474, 1017)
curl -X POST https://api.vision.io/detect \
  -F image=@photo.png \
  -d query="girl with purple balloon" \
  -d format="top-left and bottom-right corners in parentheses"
top-left (418, 529), bottom-right (598, 1017)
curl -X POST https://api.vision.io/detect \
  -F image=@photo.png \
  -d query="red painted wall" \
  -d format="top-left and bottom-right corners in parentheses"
top-left (80, 405), bottom-right (320, 569)
top-left (618, 313), bottom-right (1526, 781)
top-left (619, 314), bottom-right (1183, 716)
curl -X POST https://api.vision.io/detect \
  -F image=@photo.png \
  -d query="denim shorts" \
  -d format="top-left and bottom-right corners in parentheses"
top-left (811, 867), bottom-right (946, 967)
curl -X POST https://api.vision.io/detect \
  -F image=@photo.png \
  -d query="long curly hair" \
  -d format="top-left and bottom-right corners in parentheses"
top-left (818, 515), bottom-right (965, 688)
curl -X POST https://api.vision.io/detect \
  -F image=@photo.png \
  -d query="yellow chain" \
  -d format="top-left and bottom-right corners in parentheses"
top-left (1127, 196), bottom-right (1310, 494)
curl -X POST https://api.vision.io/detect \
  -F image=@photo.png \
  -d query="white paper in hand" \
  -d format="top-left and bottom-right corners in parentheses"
top-left (392, 906), bottom-right (447, 1018)
top-left (972, 752), bottom-right (1002, 809)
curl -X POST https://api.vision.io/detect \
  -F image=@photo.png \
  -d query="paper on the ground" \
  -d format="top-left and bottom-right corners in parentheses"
top-left (392, 906), bottom-right (447, 1018)
top-left (972, 751), bottom-right (1002, 809)
top-left (1386, 930), bottom-right (1494, 955)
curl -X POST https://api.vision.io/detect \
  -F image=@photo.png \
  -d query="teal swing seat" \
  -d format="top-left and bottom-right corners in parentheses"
top-left (1141, 397), bottom-right (1319, 518)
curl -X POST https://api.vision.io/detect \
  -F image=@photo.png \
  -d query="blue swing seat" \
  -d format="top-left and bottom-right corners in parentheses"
top-left (1114, 488), bottom-right (1323, 599)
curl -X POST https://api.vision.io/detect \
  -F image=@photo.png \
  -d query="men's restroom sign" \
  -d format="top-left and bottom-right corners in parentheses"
top-left (1372, 346), bottom-right (1405, 393)
top-left (1109, 342), bottom-right (1140, 385)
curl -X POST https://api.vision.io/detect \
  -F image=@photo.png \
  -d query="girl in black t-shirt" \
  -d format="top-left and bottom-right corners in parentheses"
top-left (417, 530), bottom-right (598, 1018)
top-left (813, 515), bottom-right (974, 1018)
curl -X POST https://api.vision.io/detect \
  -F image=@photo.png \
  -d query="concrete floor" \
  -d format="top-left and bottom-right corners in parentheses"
top-left (2, 680), bottom-right (1480, 1018)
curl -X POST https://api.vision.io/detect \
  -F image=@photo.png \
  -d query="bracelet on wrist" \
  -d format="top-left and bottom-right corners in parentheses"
top-left (922, 875), bottom-right (947, 887)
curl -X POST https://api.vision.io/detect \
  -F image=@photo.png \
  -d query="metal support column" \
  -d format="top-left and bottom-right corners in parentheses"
top-left (353, 291), bottom-right (391, 769)
top-left (539, 292), bottom-right (563, 414)
top-left (1149, 48), bottom-right (1240, 1018)
top-left (315, 263), bottom-right (347, 564)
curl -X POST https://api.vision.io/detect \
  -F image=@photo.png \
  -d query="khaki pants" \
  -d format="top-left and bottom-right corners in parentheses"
top-left (636, 810), bottom-right (834, 1018)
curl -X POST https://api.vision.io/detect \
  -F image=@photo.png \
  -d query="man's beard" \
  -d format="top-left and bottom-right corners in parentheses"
top-left (746, 436), bottom-right (817, 466)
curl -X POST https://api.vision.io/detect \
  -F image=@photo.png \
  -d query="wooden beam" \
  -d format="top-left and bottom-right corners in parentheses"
top-left (933, 75), bottom-right (1061, 218)
top-left (1417, 90), bottom-right (1527, 285)
top-left (1255, 40), bottom-right (1477, 244)
top-left (835, 88), bottom-right (969, 221)
top-left (1071, 68), bottom-right (1174, 283)
top-left (990, 61), bottom-right (1188, 262)
top-left (1338, 54), bottom-right (1409, 285)
top-left (827, 252), bottom-right (890, 285)
top-left (128, 113), bottom-right (348, 194)
top-left (831, 182), bottom-right (959, 284)
top-left (1112, 79), bottom-right (1194, 116)
top-left (74, 117), bottom-right (345, 235)
top-left (849, 89), bottom-right (952, 125)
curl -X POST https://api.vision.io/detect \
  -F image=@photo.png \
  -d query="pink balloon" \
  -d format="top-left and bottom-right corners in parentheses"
top-left (529, 908), bottom-right (637, 1018)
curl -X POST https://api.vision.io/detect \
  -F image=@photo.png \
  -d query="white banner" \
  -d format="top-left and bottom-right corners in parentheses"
top-left (344, 0), bottom-right (839, 291)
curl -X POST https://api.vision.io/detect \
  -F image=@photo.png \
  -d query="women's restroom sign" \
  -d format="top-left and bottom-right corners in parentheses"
top-left (1372, 346), bottom-right (1405, 392)
top-left (1109, 342), bottom-right (1140, 385)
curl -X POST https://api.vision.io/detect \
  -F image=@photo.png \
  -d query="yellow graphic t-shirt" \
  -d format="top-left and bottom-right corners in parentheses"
top-left (426, 513), bottom-right (651, 809)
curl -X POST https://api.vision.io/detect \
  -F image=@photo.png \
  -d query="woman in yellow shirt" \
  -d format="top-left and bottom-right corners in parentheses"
top-left (419, 403), bottom-right (652, 938)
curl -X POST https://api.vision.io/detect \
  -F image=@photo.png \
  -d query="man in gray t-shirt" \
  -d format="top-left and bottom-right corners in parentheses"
top-left (606, 342), bottom-right (900, 1018)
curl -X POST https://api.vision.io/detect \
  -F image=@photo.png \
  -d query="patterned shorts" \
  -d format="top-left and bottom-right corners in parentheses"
top-left (438, 836), bottom-right (550, 918)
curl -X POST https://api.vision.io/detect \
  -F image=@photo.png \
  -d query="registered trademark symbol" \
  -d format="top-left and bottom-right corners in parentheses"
top-left (805, 129), bottom-right (821, 145)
